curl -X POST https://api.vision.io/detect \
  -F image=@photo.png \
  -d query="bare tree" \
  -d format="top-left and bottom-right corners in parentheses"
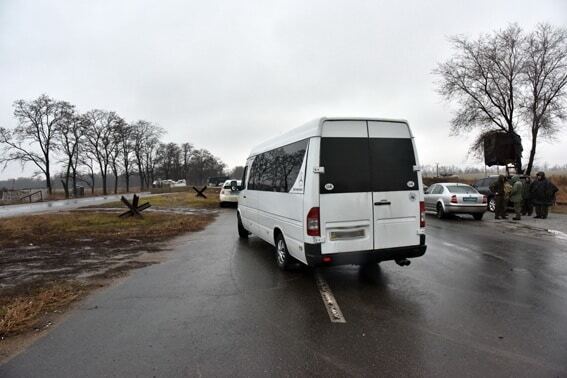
top-left (434, 24), bottom-right (525, 172)
top-left (131, 120), bottom-right (164, 190)
top-left (230, 166), bottom-right (245, 179)
top-left (0, 94), bottom-right (72, 194)
top-left (57, 109), bottom-right (85, 198)
top-left (116, 122), bottom-right (135, 192)
top-left (83, 110), bottom-right (121, 195)
top-left (109, 117), bottom-right (127, 194)
top-left (156, 142), bottom-right (182, 180)
top-left (181, 142), bottom-right (193, 181)
top-left (522, 23), bottom-right (567, 175)
top-left (188, 149), bottom-right (226, 185)
top-left (79, 156), bottom-right (97, 195)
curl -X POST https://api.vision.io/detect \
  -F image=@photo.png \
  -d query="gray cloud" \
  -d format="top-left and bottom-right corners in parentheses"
top-left (1, 0), bottom-right (566, 179)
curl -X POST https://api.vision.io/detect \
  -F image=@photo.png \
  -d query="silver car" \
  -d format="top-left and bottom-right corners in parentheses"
top-left (424, 183), bottom-right (487, 220)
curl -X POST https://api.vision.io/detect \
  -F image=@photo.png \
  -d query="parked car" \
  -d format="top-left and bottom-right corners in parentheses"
top-left (219, 179), bottom-right (241, 207)
top-left (472, 176), bottom-right (499, 212)
top-left (424, 183), bottom-right (487, 220)
top-left (208, 176), bottom-right (230, 187)
top-left (472, 175), bottom-right (531, 212)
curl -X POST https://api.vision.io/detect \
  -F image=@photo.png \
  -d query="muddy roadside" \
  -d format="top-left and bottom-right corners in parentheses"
top-left (0, 192), bottom-right (221, 363)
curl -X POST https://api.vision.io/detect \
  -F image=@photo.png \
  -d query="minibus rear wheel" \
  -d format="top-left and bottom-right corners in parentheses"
top-left (275, 233), bottom-right (293, 270)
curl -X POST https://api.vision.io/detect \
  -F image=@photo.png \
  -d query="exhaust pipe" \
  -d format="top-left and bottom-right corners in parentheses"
top-left (395, 259), bottom-right (411, 267)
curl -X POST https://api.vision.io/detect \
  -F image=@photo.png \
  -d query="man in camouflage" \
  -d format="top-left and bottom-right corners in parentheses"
top-left (510, 176), bottom-right (523, 220)
top-left (489, 175), bottom-right (508, 220)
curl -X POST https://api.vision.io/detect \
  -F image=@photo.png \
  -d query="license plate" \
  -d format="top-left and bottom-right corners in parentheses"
top-left (463, 197), bottom-right (477, 203)
top-left (330, 229), bottom-right (365, 241)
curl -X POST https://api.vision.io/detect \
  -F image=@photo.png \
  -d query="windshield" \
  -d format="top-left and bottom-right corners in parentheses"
top-left (446, 185), bottom-right (478, 194)
top-left (223, 180), bottom-right (241, 189)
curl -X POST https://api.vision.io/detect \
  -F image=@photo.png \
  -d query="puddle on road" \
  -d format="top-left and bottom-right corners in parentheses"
top-left (547, 229), bottom-right (567, 241)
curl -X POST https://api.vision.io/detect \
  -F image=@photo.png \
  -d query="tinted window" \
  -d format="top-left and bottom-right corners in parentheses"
top-left (320, 137), bottom-right (417, 194)
top-left (241, 166), bottom-right (248, 188)
top-left (320, 138), bottom-right (371, 193)
top-left (248, 139), bottom-right (308, 192)
top-left (369, 138), bottom-right (417, 192)
top-left (433, 185), bottom-right (444, 194)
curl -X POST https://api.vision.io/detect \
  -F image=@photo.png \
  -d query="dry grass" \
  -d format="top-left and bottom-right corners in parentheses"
top-left (0, 281), bottom-right (84, 337)
top-left (84, 191), bottom-right (220, 210)
top-left (549, 176), bottom-right (567, 204)
top-left (0, 211), bottom-right (214, 249)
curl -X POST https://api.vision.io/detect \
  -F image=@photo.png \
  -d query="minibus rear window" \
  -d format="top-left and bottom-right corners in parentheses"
top-left (369, 138), bottom-right (418, 192)
top-left (320, 138), bottom-right (371, 193)
top-left (320, 137), bottom-right (417, 193)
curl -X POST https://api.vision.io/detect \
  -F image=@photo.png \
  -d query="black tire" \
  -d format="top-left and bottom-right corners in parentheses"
top-left (488, 197), bottom-right (496, 212)
top-left (275, 233), bottom-right (293, 270)
top-left (237, 212), bottom-right (249, 239)
top-left (473, 213), bottom-right (484, 221)
top-left (436, 203), bottom-right (446, 219)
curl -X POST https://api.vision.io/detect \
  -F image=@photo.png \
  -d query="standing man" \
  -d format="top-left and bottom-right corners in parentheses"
top-left (489, 175), bottom-right (508, 220)
top-left (521, 176), bottom-right (533, 216)
top-left (531, 172), bottom-right (559, 219)
top-left (510, 176), bottom-right (523, 220)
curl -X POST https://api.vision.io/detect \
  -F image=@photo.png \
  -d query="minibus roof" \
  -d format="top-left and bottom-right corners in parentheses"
top-left (248, 117), bottom-right (410, 157)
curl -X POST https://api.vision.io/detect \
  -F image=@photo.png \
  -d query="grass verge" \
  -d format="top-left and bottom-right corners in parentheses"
top-left (83, 191), bottom-right (220, 210)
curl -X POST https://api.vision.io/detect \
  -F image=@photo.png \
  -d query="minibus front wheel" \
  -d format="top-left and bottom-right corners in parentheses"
top-left (237, 213), bottom-right (249, 239)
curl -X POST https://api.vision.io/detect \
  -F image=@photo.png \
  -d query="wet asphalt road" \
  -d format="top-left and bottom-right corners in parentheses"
top-left (1, 210), bottom-right (567, 377)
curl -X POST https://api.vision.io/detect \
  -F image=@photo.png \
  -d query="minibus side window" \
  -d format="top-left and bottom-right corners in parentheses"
top-left (250, 139), bottom-right (308, 193)
top-left (248, 159), bottom-right (257, 190)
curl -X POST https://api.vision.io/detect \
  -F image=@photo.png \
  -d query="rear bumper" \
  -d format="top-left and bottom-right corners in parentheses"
top-left (219, 194), bottom-right (239, 203)
top-left (305, 235), bottom-right (426, 266)
top-left (445, 204), bottom-right (486, 214)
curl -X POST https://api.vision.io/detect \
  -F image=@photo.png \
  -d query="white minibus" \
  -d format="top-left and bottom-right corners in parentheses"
top-left (237, 117), bottom-right (426, 269)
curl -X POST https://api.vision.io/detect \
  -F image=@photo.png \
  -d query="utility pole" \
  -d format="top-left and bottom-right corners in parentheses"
top-left (436, 162), bottom-right (439, 178)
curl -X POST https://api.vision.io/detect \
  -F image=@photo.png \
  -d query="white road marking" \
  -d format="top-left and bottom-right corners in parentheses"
top-left (315, 270), bottom-right (346, 323)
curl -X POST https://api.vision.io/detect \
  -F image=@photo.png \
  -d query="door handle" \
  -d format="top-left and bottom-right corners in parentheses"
top-left (243, 195), bottom-right (247, 198)
top-left (374, 201), bottom-right (391, 206)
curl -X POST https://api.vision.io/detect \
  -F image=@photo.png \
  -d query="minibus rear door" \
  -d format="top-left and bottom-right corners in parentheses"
top-left (319, 121), bottom-right (374, 254)
top-left (368, 121), bottom-right (421, 250)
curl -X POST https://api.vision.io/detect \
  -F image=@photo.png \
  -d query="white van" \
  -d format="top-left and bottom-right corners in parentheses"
top-left (237, 117), bottom-right (426, 269)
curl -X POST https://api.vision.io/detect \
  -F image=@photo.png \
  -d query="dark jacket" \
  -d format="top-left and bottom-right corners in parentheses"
top-left (522, 178), bottom-right (532, 200)
top-left (531, 177), bottom-right (559, 206)
top-left (489, 175), bottom-right (507, 196)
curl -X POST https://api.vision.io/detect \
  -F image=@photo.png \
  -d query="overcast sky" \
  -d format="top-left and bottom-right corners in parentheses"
top-left (1, 0), bottom-right (566, 180)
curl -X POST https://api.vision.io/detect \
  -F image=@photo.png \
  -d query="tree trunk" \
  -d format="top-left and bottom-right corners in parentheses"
top-left (90, 172), bottom-right (95, 194)
top-left (526, 131), bottom-right (538, 176)
top-left (113, 171), bottom-right (119, 194)
top-left (61, 179), bottom-right (69, 198)
top-left (45, 165), bottom-right (52, 195)
top-left (72, 169), bottom-right (77, 197)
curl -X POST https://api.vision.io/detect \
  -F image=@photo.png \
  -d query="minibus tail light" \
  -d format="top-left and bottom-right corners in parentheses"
top-left (307, 207), bottom-right (320, 237)
top-left (419, 201), bottom-right (426, 228)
